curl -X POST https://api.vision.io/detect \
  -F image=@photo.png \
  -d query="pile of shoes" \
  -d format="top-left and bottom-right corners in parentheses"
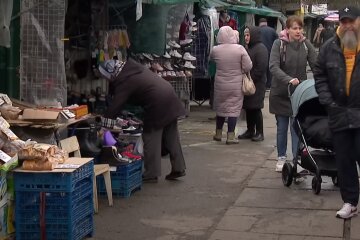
top-left (99, 130), bottom-right (143, 166)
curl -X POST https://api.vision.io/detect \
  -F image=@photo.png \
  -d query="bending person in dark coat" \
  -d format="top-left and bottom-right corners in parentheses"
top-left (238, 26), bottom-right (268, 142)
top-left (99, 58), bottom-right (186, 183)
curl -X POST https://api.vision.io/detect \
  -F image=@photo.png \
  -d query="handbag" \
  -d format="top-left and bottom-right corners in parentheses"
top-left (242, 72), bottom-right (256, 96)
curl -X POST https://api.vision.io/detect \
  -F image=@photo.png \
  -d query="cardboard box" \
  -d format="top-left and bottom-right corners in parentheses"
top-left (67, 105), bottom-right (88, 119)
top-left (22, 109), bottom-right (61, 122)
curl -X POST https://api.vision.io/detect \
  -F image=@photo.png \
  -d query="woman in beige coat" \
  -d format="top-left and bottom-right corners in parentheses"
top-left (210, 26), bottom-right (252, 144)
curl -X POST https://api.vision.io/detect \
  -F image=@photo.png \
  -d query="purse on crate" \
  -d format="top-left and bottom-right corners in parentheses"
top-left (242, 72), bottom-right (256, 96)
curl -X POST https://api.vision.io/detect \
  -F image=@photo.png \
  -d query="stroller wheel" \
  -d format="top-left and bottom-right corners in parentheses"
top-left (282, 162), bottom-right (293, 187)
top-left (331, 176), bottom-right (338, 186)
top-left (312, 176), bottom-right (322, 195)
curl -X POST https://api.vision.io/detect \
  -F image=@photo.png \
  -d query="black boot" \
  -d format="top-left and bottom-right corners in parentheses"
top-left (238, 130), bottom-right (254, 140)
top-left (98, 146), bottom-right (129, 166)
top-left (252, 133), bottom-right (264, 142)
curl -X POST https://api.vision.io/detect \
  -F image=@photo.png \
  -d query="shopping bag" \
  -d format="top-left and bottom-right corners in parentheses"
top-left (242, 73), bottom-right (256, 96)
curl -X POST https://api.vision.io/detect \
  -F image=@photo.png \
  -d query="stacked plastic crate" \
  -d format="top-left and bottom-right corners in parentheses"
top-left (98, 159), bottom-right (142, 198)
top-left (14, 159), bottom-right (94, 240)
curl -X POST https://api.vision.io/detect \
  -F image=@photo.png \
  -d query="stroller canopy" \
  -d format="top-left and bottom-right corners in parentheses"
top-left (291, 79), bottom-right (318, 117)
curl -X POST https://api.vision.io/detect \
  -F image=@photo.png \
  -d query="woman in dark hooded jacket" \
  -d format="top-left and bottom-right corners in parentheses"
top-left (238, 26), bottom-right (268, 141)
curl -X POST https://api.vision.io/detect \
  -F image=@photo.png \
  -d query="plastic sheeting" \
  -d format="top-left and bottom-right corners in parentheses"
top-left (0, 0), bottom-right (13, 48)
top-left (20, 0), bottom-right (67, 107)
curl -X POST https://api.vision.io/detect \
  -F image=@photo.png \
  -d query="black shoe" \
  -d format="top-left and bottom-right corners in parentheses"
top-left (142, 176), bottom-right (158, 183)
top-left (165, 170), bottom-right (186, 180)
top-left (238, 130), bottom-right (254, 140)
top-left (98, 146), bottom-right (129, 166)
top-left (251, 133), bottom-right (264, 142)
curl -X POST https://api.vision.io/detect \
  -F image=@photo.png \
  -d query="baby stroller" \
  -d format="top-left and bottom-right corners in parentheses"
top-left (281, 79), bottom-right (338, 194)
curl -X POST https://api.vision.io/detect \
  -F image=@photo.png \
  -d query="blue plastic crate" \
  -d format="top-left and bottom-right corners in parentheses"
top-left (16, 179), bottom-right (93, 224)
top-left (14, 161), bottom-right (94, 192)
top-left (111, 160), bottom-right (142, 179)
top-left (98, 160), bottom-right (142, 198)
top-left (16, 213), bottom-right (93, 240)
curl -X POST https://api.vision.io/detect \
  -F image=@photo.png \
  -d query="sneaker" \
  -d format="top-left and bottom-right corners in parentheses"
top-left (151, 62), bottom-right (163, 71)
top-left (180, 39), bottom-right (193, 46)
top-left (165, 170), bottom-right (186, 180)
top-left (168, 40), bottom-right (180, 48)
top-left (191, 21), bottom-right (197, 27)
top-left (184, 61), bottom-right (196, 69)
top-left (163, 51), bottom-right (171, 59)
top-left (179, 71), bottom-right (186, 77)
top-left (183, 52), bottom-right (196, 61)
top-left (190, 26), bottom-right (198, 32)
top-left (336, 203), bottom-right (358, 219)
top-left (170, 71), bottom-right (176, 77)
top-left (275, 156), bottom-right (286, 172)
top-left (166, 44), bottom-right (170, 50)
top-left (152, 53), bottom-right (160, 58)
top-left (163, 62), bottom-right (173, 71)
top-left (171, 50), bottom-right (182, 58)
top-left (184, 70), bottom-right (192, 77)
top-left (142, 53), bottom-right (154, 61)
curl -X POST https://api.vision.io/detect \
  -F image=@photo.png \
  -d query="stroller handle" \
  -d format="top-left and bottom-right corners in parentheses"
top-left (288, 83), bottom-right (292, 97)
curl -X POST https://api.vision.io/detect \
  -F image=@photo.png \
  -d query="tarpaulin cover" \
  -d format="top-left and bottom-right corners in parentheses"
top-left (0, 0), bottom-right (13, 48)
top-left (229, 5), bottom-right (284, 18)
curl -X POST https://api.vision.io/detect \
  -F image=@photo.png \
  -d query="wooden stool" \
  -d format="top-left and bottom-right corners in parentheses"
top-left (59, 136), bottom-right (113, 213)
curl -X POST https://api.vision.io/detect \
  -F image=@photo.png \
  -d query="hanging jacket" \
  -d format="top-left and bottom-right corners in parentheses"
top-left (314, 34), bottom-right (360, 132)
top-left (269, 30), bottom-right (317, 116)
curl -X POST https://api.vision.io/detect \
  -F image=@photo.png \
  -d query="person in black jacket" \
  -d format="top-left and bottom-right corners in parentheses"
top-left (99, 58), bottom-right (186, 183)
top-left (314, 6), bottom-right (360, 219)
top-left (258, 18), bottom-right (278, 89)
top-left (238, 26), bottom-right (268, 141)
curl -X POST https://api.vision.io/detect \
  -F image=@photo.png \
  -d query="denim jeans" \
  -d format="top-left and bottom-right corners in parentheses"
top-left (275, 115), bottom-right (299, 159)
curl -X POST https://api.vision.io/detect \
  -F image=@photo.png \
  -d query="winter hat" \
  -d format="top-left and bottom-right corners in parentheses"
top-left (98, 59), bottom-right (126, 81)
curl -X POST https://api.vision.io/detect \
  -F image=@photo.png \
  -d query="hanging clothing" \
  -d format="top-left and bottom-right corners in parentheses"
top-left (192, 15), bottom-right (211, 77)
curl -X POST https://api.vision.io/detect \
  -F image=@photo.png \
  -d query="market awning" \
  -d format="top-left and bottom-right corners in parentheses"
top-left (202, 0), bottom-right (230, 8)
top-left (143, 0), bottom-right (199, 4)
top-left (228, 5), bottom-right (284, 18)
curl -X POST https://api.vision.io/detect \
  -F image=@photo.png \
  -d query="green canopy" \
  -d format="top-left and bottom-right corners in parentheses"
top-left (143, 0), bottom-right (198, 4)
top-left (201, 0), bottom-right (230, 8)
top-left (229, 5), bottom-right (284, 18)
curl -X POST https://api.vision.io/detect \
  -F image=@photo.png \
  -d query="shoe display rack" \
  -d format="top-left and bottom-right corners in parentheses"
top-left (133, 7), bottom-right (197, 115)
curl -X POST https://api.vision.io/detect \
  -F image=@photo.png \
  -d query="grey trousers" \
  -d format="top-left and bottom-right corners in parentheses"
top-left (142, 120), bottom-right (186, 177)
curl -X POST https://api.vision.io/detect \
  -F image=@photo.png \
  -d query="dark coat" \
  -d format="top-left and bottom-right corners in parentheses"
top-left (314, 36), bottom-right (360, 132)
top-left (104, 58), bottom-right (186, 130)
top-left (259, 25), bottom-right (278, 55)
top-left (269, 30), bottom-right (317, 116)
top-left (243, 26), bottom-right (268, 110)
